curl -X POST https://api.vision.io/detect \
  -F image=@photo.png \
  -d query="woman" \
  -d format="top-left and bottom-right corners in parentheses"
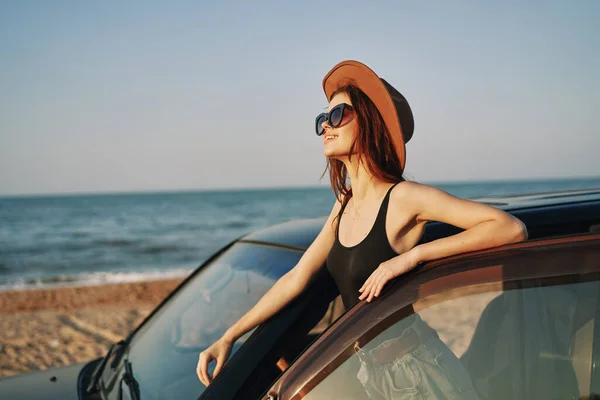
top-left (196, 60), bottom-right (527, 398)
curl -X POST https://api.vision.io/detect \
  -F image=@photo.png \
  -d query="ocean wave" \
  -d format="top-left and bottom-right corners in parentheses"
top-left (223, 221), bottom-right (250, 229)
top-left (4, 238), bottom-right (136, 255)
top-left (95, 238), bottom-right (138, 247)
top-left (129, 243), bottom-right (188, 255)
top-left (0, 268), bottom-right (193, 292)
top-left (3, 238), bottom-right (190, 258)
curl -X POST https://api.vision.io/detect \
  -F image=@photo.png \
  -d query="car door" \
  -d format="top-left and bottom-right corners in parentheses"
top-left (263, 233), bottom-right (600, 400)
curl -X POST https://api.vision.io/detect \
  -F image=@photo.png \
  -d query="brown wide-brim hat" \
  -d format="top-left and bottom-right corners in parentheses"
top-left (322, 60), bottom-right (414, 171)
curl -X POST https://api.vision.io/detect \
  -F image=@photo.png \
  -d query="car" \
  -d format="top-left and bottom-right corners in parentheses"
top-left (1, 188), bottom-right (600, 400)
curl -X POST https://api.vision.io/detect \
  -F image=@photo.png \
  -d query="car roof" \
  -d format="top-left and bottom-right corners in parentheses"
top-left (240, 187), bottom-right (600, 249)
top-left (240, 216), bottom-right (327, 250)
top-left (471, 187), bottom-right (600, 208)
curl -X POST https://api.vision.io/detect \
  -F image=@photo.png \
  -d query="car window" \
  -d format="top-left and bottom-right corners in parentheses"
top-left (227, 275), bottom-right (345, 400)
top-left (195, 265), bottom-right (345, 400)
top-left (275, 235), bottom-right (600, 400)
top-left (118, 242), bottom-right (303, 400)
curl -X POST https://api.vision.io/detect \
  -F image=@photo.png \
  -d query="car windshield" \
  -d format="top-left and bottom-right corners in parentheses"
top-left (105, 242), bottom-right (303, 400)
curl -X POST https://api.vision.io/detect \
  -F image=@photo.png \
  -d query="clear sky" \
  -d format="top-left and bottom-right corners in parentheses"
top-left (1, 0), bottom-right (598, 196)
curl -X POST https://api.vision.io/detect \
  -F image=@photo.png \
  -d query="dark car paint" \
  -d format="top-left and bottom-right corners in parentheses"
top-left (1, 189), bottom-right (599, 400)
top-left (471, 188), bottom-right (600, 207)
top-left (241, 217), bottom-right (328, 251)
top-left (0, 362), bottom-right (90, 400)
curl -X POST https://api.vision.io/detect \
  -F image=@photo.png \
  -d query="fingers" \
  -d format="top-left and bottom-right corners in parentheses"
top-left (367, 280), bottom-right (377, 302)
top-left (197, 352), bottom-right (213, 387)
top-left (197, 353), bottom-right (206, 386)
top-left (359, 275), bottom-right (371, 293)
top-left (359, 266), bottom-right (392, 302)
top-left (213, 355), bottom-right (225, 379)
top-left (359, 269), bottom-right (379, 300)
top-left (359, 271), bottom-right (378, 301)
top-left (373, 279), bottom-right (385, 297)
top-left (358, 278), bottom-right (373, 300)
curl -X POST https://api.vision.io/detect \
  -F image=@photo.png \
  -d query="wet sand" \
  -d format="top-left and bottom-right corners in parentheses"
top-left (0, 279), bottom-right (184, 378)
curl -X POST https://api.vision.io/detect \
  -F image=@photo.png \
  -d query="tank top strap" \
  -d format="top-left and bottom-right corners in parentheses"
top-left (371, 182), bottom-right (400, 229)
top-left (335, 193), bottom-right (350, 239)
top-left (335, 182), bottom-right (400, 240)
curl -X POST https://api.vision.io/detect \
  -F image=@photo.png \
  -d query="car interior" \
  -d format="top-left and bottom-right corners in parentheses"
top-left (458, 277), bottom-right (599, 400)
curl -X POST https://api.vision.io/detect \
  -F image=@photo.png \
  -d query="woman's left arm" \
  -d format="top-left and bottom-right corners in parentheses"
top-left (359, 182), bottom-right (528, 302)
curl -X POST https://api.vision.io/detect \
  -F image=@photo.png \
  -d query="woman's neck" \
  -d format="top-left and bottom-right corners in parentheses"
top-left (343, 159), bottom-right (386, 204)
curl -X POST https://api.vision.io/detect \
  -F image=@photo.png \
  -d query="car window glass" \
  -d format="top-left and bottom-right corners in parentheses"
top-left (263, 294), bottom-right (346, 373)
top-left (294, 243), bottom-right (600, 400)
top-left (232, 288), bottom-right (345, 400)
top-left (120, 242), bottom-right (303, 400)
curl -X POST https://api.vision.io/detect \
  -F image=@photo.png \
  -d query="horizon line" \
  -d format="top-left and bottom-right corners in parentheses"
top-left (2, 174), bottom-right (600, 199)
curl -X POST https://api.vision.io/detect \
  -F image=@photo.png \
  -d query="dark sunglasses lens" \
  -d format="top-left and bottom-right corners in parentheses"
top-left (316, 114), bottom-right (326, 136)
top-left (329, 106), bottom-right (344, 127)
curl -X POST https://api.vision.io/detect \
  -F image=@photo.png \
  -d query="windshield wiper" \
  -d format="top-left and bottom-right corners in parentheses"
top-left (121, 359), bottom-right (140, 400)
top-left (85, 338), bottom-right (128, 394)
top-left (109, 334), bottom-right (132, 369)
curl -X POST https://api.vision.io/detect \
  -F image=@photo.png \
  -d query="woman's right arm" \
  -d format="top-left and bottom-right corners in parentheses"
top-left (197, 199), bottom-right (342, 386)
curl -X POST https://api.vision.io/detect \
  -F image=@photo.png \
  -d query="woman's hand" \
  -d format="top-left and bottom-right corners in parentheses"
top-left (196, 337), bottom-right (233, 387)
top-left (358, 249), bottom-right (420, 302)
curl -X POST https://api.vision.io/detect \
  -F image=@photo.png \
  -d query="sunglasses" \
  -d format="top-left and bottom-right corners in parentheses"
top-left (315, 103), bottom-right (354, 136)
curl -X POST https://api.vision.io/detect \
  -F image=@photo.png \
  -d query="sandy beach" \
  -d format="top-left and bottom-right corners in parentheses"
top-left (0, 277), bottom-right (501, 380)
top-left (0, 279), bottom-right (184, 378)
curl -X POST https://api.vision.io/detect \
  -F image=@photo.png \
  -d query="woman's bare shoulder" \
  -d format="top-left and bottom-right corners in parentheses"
top-left (393, 180), bottom-right (449, 198)
top-left (391, 180), bottom-right (428, 200)
top-left (390, 181), bottom-right (455, 217)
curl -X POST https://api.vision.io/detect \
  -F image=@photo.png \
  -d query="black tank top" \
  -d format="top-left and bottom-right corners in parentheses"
top-left (326, 183), bottom-right (400, 310)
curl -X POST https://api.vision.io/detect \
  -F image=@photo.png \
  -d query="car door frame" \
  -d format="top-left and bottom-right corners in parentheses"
top-left (263, 232), bottom-right (600, 400)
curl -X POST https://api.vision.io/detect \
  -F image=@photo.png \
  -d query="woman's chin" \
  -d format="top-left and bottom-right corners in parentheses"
top-left (323, 147), bottom-right (349, 159)
top-left (323, 149), bottom-right (338, 158)
top-left (324, 145), bottom-right (342, 157)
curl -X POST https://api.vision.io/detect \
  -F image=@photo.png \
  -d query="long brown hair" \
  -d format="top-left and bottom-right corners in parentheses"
top-left (320, 84), bottom-right (406, 226)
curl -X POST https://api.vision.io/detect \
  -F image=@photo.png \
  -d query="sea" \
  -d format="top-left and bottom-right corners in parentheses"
top-left (1, 177), bottom-right (600, 291)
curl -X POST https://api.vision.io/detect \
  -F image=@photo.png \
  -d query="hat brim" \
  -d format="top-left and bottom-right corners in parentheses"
top-left (322, 60), bottom-right (406, 172)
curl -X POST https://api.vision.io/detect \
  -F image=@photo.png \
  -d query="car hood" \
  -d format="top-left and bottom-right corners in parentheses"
top-left (0, 362), bottom-right (86, 400)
